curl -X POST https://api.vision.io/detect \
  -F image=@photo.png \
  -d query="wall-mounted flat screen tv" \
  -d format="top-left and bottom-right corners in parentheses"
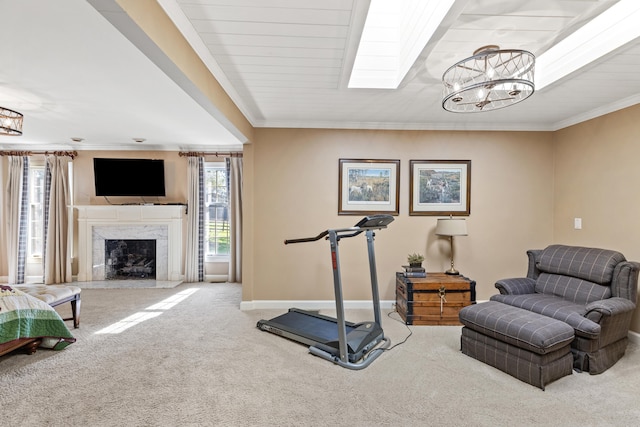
top-left (94, 158), bottom-right (166, 197)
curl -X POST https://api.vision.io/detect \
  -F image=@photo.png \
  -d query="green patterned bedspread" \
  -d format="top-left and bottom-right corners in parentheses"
top-left (0, 286), bottom-right (76, 350)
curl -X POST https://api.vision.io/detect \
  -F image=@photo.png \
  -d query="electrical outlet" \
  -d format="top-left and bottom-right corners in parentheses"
top-left (574, 218), bottom-right (582, 230)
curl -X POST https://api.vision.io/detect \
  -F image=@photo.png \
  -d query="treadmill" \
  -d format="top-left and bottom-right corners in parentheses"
top-left (257, 214), bottom-right (393, 370)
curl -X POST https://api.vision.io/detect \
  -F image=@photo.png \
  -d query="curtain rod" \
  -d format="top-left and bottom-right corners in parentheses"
top-left (179, 151), bottom-right (242, 158)
top-left (0, 150), bottom-right (78, 159)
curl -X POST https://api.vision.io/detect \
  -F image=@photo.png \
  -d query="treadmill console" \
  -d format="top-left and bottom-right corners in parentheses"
top-left (354, 214), bottom-right (394, 229)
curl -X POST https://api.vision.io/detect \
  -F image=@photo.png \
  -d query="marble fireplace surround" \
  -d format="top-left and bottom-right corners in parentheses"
top-left (76, 205), bottom-right (184, 282)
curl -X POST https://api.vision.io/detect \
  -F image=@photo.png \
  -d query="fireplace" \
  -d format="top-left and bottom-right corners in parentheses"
top-left (75, 205), bottom-right (185, 282)
top-left (91, 225), bottom-right (167, 281)
top-left (105, 239), bottom-right (156, 280)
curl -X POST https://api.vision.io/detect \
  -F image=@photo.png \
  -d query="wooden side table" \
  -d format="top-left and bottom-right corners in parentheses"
top-left (395, 272), bottom-right (476, 325)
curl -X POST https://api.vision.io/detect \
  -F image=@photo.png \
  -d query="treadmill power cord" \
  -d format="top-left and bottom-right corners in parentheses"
top-left (382, 309), bottom-right (413, 351)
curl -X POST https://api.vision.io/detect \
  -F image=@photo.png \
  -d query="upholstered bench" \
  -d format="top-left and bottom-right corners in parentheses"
top-left (14, 284), bottom-right (81, 328)
top-left (459, 301), bottom-right (574, 390)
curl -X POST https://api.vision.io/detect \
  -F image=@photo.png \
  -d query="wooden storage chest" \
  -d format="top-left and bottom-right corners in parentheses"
top-left (395, 272), bottom-right (476, 325)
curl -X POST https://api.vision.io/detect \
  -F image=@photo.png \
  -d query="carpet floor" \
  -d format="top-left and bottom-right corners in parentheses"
top-left (1, 283), bottom-right (639, 426)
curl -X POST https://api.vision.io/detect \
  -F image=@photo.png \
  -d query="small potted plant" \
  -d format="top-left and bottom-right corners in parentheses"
top-left (407, 253), bottom-right (425, 268)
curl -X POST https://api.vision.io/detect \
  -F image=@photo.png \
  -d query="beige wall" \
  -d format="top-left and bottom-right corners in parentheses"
top-left (65, 108), bottom-right (640, 335)
top-left (243, 128), bottom-right (555, 304)
top-left (553, 104), bottom-right (640, 333)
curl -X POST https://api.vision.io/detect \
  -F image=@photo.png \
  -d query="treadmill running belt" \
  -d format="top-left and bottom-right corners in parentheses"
top-left (268, 310), bottom-right (355, 343)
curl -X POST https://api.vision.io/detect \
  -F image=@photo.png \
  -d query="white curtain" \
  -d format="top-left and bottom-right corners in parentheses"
top-left (4, 156), bottom-right (27, 284)
top-left (0, 157), bottom-right (5, 280)
top-left (227, 157), bottom-right (243, 283)
top-left (185, 157), bottom-right (204, 282)
top-left (43, 155), bottom-right (72, 284)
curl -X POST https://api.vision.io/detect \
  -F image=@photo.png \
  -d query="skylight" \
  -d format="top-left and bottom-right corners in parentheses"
top-left (348, 0), bottom-right (455, 89)
top-left (536, 0), bottom-right (640, 90)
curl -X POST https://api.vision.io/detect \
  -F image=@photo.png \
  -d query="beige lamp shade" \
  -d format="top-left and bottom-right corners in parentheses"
top-left (435, 218), bottom-right (468, 236)
top-left (435, 217), bottom-right (467, 275)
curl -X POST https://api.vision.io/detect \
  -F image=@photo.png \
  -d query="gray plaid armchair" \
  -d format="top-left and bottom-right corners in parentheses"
top-left (491, 245), bottom-right (639, 374)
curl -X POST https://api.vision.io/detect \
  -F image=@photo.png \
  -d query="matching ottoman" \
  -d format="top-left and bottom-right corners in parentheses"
top-left (459, 301), bottom-right (574, 390)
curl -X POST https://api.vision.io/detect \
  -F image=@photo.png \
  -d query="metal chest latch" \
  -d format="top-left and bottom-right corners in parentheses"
top-left (438, 286), bottom-right (447, 316)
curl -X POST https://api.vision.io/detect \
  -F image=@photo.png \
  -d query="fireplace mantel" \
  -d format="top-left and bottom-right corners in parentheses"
top-left (75, 205), bottom-right (185, 282)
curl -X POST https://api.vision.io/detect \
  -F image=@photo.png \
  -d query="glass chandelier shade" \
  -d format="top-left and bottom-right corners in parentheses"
top-left (442, 45), bottom-right (535, 113)
top-left (0, 106), bottom-right (24, 136)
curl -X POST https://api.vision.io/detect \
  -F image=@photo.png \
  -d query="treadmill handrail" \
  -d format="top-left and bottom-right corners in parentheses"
top-left (284, 215), bottom-right (393, 245)
top-left (284, 230), bottom-right (329, 245)
top-left (285, 226), bottom-right (385, 244)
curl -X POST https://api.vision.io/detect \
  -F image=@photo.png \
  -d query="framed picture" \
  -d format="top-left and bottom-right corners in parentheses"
top-left (338, 159), bottom-right (400, 215)
top-left (409, 160), bottom-right (471, 216)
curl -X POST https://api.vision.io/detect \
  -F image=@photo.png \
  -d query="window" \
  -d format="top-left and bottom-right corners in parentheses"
top-left (28, 164), bottom-right (45, 258)
top-left (204, 163), bottom-right (229, 257)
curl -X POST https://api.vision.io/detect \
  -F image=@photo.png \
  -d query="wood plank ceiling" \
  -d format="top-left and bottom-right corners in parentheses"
top-left (163, 0), bottom-right (640, 131)
top-left (2, 0), bottom-right (640, 150)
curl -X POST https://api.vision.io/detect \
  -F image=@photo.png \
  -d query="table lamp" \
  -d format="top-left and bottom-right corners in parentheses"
top-left (435, 217), bottom-right (468, 275)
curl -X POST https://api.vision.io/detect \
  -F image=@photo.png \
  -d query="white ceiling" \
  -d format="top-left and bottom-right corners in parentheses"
top-left (2, 0), bottom-right (640, 151)
top-left (0, 0), bottom-right (243, 151)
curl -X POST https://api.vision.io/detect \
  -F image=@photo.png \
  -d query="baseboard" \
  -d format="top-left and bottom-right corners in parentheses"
top-left (240, 300), bottom-right (396, 311)
top-left (629, 330), bottom-right (640, 345)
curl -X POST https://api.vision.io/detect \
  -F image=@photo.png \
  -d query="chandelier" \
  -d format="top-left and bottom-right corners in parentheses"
top-left (442, 45), bottom-right (535, 113)
top-left (0, 106), bottom-right (24, 135)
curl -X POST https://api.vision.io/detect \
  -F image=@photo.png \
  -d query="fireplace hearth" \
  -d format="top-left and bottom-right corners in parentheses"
top-left (105, 239), bottom-right (156, 280)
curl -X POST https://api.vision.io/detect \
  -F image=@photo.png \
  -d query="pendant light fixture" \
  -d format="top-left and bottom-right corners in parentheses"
top-left (442, 45), bottom-right (535, 113)
top-left (0, 106), bottom-right (24, 135)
